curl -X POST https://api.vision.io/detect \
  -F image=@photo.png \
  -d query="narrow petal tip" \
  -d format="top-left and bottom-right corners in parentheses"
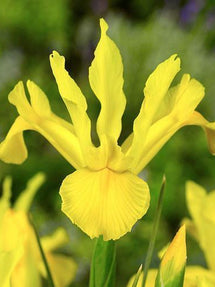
top-left (49, 50), bottom-right (66, 74)
top-left (26, 79), bottom-right (35, 91)
top-left (50, 50), bottom-right (60, 58)
top-left (171, 53), bottom-right (181, 67)
top-left (8, 81), bottom-right (24, 105)
top-left (100, 18), bottom-right (108, 34)
top-left (49, 51), bottom-right (64, 66)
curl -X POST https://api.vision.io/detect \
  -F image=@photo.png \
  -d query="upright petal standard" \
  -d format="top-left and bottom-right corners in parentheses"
top-left (1, 18), bottom-right (215, 240)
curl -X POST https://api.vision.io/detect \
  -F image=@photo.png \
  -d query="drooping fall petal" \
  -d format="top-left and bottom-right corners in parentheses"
top-left (0, 81), bottom-right (85, 168)
top-left (39, 228), bottom-right (77, 287)
top-left (40, 228), bottom-right (69, 252)
top-left (0, 116), bottom-right (31, 164)
top-left (38, 253), bottom-right (77, 287)
top-left (60, 168), bottom-right (150, 240)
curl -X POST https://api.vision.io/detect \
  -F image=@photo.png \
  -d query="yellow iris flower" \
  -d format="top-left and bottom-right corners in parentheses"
top-left (0, 18), bottom-right (215, 241)
top-left (0, 173), bottom-right (77, 287)
top-left (0, 235), bottom-right (23, 287)
top-left (128, 181), bottom-right (215, 287)
top-left (128, 226), bottom-right (215, 287)
top-left (128, 267), bottom-right (215, 287)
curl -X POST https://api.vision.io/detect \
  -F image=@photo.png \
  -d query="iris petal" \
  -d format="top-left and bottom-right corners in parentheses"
top-left (0, 116), bottom-right (31, 164)
top-left (40, 253), bottom-right (77, 287)
top-left (89, 19), bottom-right (126, 151)
top-left (127, 55), bottom-right (180, 168)
top-left (125, 73), bottom-right (205, 174)
top-left (40, 228), bottom-right (69, 252)
top-left (14, 173), bottom-right (45, 212)
top-left (0, 244), bottom-right (23, 287)
top-left (0, 82), bottom-right (85, 168)
top-left (186, 181), bottom-right (215, 272)
top-left (50, 51), bottom-right (93, 159)
top-left (60, 168), bottom-right (150, 240)
top-left (39, 229), bottom-right (77, 287)
top-left (185, 111), bottom-right (215, 155)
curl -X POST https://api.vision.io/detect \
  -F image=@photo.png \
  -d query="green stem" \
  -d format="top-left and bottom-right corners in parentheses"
top-left (29, 214), bottom-right (55, 287)
top-left (142, 175), bottom-right (166, 287)
top-left (89, 236), bottom-right (116, 287)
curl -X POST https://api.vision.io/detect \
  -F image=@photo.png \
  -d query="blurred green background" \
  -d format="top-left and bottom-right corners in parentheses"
top-left (1, 0), bottom-right (215, 286)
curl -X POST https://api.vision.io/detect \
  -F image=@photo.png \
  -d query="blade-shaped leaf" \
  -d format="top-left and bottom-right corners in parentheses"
top-left (132, 265), bottom-right (143, 287)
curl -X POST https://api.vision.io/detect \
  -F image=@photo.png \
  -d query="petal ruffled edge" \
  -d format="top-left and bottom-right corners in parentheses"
top-left (60, 168), bottom-right (150, 240)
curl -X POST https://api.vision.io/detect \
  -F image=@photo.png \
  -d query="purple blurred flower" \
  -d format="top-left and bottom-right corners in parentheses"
top-left (181, 0), bottom-right (203, 24)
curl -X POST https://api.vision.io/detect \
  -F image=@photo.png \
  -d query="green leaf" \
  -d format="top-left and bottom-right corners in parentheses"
top-left (89, 236), bottom-right (116, 287)
top-left (132, 265), bottom-right (143, 287)
top-left (154, 225), bottom-right (186, 287)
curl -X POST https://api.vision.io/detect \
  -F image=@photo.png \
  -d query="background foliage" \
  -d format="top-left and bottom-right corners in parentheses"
top-left (1, 0), bottom-right (215, 286)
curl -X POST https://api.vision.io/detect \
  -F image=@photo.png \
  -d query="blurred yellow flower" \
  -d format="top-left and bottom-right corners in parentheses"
top-left (0, 242), bottom-right (23, 287)
top-left (0, 18), bottom-right (215, 240)
top-left (156, 225), bottom-right (186, 286)
top-left (0, 173), bottom-right (77, 287)
top-left (128, 267), bottom-right (215, 287)
top-left (128, 226), bottom-right (215, 287)
top-left (184, 181), bottom-right (215, 273)
top-left (0, 176), bottom-right (22, 287)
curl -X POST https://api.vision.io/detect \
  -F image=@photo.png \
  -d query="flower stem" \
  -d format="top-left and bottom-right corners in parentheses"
top-left (29, 214), bottom-right (56, 287)
top-left (89, 236), bottom-right (116, 287)
top-left (141, 175), bottom-right (166, 287)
